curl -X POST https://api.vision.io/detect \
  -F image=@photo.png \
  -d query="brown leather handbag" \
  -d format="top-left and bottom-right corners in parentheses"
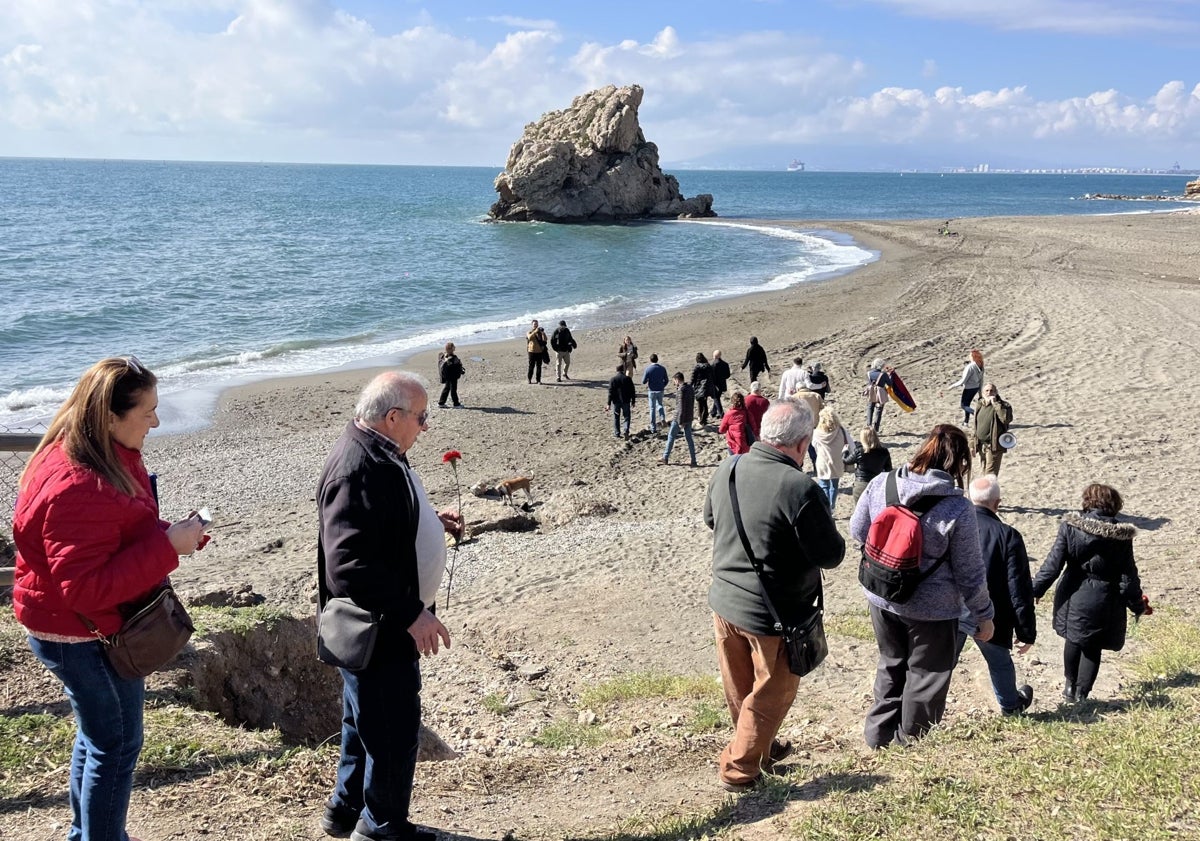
top-left (79, 584), bottom-right (195, 679)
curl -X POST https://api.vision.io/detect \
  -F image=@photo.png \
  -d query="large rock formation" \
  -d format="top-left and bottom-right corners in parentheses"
top-left (1186, 178), bottom-right (1200, 199)
top-left (489, 85), bottom-right (715, 222)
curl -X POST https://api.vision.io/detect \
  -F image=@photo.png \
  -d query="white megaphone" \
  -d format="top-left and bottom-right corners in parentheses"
top-left (998, 432), bottom-right (1017, 450)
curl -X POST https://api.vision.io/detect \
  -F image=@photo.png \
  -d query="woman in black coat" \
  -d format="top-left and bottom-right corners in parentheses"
top-left (1032, 484), bottom-right (1150, 702)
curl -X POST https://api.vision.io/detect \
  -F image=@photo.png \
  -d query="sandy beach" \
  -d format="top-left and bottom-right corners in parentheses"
top-left (10, 211), bottom-right (1199, 839)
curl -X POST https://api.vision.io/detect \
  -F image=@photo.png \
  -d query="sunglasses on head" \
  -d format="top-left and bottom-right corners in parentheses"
top-left (123, 355), bottom-right (146, 375)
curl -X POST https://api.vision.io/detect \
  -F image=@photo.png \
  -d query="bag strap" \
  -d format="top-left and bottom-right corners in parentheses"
top-left (879, 469), bottom-right (950, 583)
top-left (728, 457), bottom-right (822, 632)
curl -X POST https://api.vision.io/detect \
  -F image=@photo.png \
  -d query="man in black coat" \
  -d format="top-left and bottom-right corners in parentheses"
top-left (606, 364), bottom-right (636, 439)
top-left (550, 320), bottom-right (578, 382)
top-left (740, 336), bottom-right (770, 383)
top-left (957, 474), bottom-right (1037, 715)
top-left (316, 372), bottom-right (463, 841)
top-left (711, 349), bottom-right (731, 419)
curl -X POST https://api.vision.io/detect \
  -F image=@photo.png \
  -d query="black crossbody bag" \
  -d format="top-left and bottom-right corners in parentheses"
top-left (727, 458), bottom-right (829, 677)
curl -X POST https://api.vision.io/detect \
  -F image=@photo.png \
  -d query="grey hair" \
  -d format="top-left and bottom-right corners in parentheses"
top-left (760, 400), bottom-right (813, 447)
top-left (969, 474), bottom-right (1001, 507)
top-left (354, 371), bottom-right (427, 423)
top-left (749, 381), bottom-right (762, 394)
top-left (812, 361), bottom-right (823, 372)
top-left (870, 357), bottom-right (886, 371)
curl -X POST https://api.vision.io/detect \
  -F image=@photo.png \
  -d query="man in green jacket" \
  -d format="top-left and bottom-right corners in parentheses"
top-left (704, 401), bottom-right (846, 791)
top-left (972, 383), bottom-right (1013, 475)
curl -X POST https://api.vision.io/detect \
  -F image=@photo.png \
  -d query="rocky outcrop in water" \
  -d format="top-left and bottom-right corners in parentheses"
top-left (489, 85), bottom-right (715, 223)
top-left (1187, 179), bottom-right (1200, 199)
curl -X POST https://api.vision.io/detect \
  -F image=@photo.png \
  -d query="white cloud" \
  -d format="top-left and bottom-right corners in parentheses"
top-left (856, 0), bottom-right (1200, 35)
top-left (0, 3), bottom-right (1197, 166)
top-left (482, 15), bottom-right (558, 32)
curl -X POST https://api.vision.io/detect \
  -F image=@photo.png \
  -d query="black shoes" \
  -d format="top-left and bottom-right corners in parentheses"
top-left (321, 804), bottom-right (358, 838)
top-left (1003, 685), bottom-right (1035, 716)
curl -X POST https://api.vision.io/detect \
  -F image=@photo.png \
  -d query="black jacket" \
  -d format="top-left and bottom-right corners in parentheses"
top-left (1032, 511), bottom-right (1145, 650)
top-left (316, 423), bottom-right (424, 642)
top-left (674, 383), bottom-right (695, 424)
top-left (843, 443), bottom-right (893, 482)
top-left (974, 506), bottom-right (1036, 649)
top-left (551, 326), bottom-right (577, 352)
top-left (691, 362), bottom-right (715, 397)
top-left (741, 344), bottom-right (769, 374)
top-left (607, 373), bottom-right (635, 406)
top-left (712, 359), bottom-right (731, 393)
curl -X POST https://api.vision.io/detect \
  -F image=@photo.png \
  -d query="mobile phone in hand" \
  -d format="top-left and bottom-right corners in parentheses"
top-left (195, 507), bottom-right (213, 527)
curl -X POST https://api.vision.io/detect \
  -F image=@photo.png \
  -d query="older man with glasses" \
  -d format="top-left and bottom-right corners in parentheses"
top-left (316, 371), bottom-right (463, 841)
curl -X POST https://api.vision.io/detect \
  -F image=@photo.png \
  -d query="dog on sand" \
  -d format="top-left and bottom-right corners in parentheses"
top-left (496, 476), bottom-right (534, 507)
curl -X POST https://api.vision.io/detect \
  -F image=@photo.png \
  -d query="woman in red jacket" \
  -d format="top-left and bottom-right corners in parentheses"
top-left (13, 356), bottom-right (204, 841)
top-left (718, 392), bottom-right (754, 455)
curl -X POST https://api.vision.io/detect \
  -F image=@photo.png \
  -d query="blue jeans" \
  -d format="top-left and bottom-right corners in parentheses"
top-left (612, 401), bottom-right (631, 437)
top-left (647, 391), bottom-right (666, 429)
top-left (956, 633), bottom-right (1022, 712)
top-left (816, 477), bottom-right (838, 511)
top-left (662, 420), bottom-right (696, 464)
top-left (960, 387), bottom-right (980, 423)
top-left (28, 636), bottom-right (144, 841)
top-left (331, 640), bottom-right (422, 839)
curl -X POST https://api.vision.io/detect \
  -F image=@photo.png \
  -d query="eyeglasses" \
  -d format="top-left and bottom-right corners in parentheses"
top-left (388, 406), bottom-right (429, 425)
top-left (123, 355), bottom-right (146, 375)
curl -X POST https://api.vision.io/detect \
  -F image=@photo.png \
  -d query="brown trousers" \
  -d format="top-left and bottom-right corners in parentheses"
top-left (713, 613), bottom-right (800, 785)
top-left (978, 446), bottom-right (1004, 476)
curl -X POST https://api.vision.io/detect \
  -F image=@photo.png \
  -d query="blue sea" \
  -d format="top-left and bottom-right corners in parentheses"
top-left (1, 159), bottom-right (1193, 432)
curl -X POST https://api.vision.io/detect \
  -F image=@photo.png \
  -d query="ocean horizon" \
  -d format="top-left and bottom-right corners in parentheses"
top-left (2, 159), bottom-right (1194, 433)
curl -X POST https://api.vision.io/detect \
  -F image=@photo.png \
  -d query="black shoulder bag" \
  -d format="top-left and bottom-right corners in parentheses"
top-left (727, 457), bottom-right (829, 677)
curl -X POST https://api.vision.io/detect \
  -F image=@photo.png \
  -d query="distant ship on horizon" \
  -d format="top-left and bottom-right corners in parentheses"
top-left (786, 159), bottom-right (806, 172)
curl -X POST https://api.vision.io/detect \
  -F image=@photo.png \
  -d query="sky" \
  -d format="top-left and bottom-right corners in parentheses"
top-left (2, 0), bottom-right (1199, 171)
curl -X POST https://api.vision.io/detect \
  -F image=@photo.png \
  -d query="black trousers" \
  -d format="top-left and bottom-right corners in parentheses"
top-left (438, 379), bottom-right (460, 406)
top-left (527, 352), bottom-right (543, 383)
top-left (1063, 640), bottom-right (1104, 697)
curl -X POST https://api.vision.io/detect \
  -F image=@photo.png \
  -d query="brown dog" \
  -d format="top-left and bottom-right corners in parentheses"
top-left (496, 476), bottom-right (534, 507)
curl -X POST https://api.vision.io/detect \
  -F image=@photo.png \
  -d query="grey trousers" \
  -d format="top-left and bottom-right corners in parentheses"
top-left (864, 604), bottom-right (959, 749)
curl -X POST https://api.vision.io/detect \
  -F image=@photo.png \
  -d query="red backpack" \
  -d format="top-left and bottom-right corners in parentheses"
top-left (858, 471), bottom-right (947, 603)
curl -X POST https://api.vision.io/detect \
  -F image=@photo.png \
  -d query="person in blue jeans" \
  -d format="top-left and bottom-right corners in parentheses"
top-left (12, 356), bottom-right (207, 841)
top-left (641, 353), bottom-right (670, 432)
top-left (955, 474), bottom-right (1036, 714)
top-left (606, 364), bottom-right (635, 439)
top-left (658, 372), bottom-right (697, 466)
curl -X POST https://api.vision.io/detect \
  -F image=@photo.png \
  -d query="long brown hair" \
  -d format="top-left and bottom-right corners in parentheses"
top-left (909, 423), bottom-right (972, 487)
top-left (21, 356), bottom-right (157, 497)
top-left (970, 349), bottom-right (984, 369)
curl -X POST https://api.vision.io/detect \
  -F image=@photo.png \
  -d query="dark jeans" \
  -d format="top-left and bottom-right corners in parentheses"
top-left (612, 400), bottom-right (631, 437)
top-left (663, 420), bottom-right (696, 464)
top-left (29, 637), bottom-right (144, 841)
top-left (1063, 640), bottom-right (1103, 697)
top-left (438, 379), bottom-right (460, 407)
top-left (712, 391), bottom-right (725, 419)
top-left (867, 400), bottom-right (885, 431)
top-left (696, 395), bottom-right (711, 425)
top-left (960, 387), bottom-right (980, 423)
top-left (956, 633), bottom-right (1023, 712)
top-left (330, 638), bottom-right (423, 840)
top-left (527, 352), bottom-right (543, 383)
top-left (864, 605), bottom-right (958, 748)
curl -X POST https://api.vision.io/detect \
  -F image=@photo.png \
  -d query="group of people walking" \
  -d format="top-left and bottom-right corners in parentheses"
top-left (6, 334), bottom-right (1153, 839)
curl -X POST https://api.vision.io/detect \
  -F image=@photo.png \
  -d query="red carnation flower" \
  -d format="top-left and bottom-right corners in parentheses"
top-left (442, 450), bottom-right (462, 464)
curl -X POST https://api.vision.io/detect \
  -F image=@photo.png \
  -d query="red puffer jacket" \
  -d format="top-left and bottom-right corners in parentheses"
top-left (12, 440), bottom-right (178, 637)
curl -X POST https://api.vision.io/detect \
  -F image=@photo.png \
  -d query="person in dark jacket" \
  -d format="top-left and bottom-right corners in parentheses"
top-left (1032, 483), bottom-right (1150, 702)
top-left (550, 320), bottom-right (578, 382)
top-left (843, 427), bottom-right (893, 506)
top-left (740, 336), bottom-right (771, 383)
top-left (711, 349), bottom-right (731, 419)
top-left (807, 361), bottom-right (831, 398)
top-left (691, 352), bottom-right (716, 426)
top-left (606, 364), bottom-right (636, 439)
top-left (316, 372), bottom-right (463, 841)
top-left (658, 372), bottom-right (697, 466)
top-left (957, 475), bottom-right (1037, 715)
top-left (705, 400), bottom-right (846, 791)
top-left (436, 341), bottom-right (464, 408)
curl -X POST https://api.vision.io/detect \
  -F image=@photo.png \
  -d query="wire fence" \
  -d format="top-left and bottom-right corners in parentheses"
top-left (1, 430), bottom-right (41, 540)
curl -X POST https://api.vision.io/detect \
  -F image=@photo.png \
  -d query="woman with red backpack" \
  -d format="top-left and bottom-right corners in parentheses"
top-left (849, 424), bottom-right (995, 749)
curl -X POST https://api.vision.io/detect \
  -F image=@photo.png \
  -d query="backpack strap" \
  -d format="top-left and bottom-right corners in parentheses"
top-left (728, 457), bottom-right (822, 632)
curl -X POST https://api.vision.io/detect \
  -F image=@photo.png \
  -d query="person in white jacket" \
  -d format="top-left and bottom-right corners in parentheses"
top-left (811, 406), bottom-right (852, 512)
top-left (777, 357), bottom-right (809, 399)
